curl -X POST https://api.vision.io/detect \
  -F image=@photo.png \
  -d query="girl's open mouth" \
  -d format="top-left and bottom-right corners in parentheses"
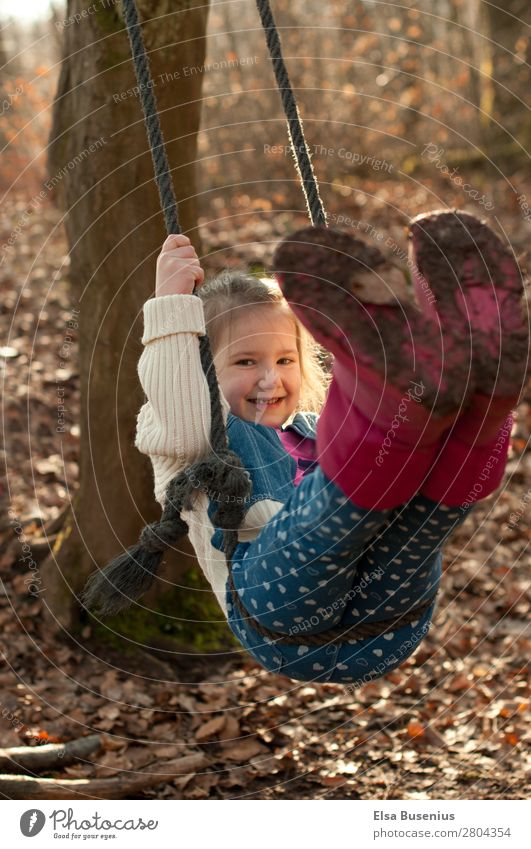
top-left (248, 397), bottom-right (284, 407)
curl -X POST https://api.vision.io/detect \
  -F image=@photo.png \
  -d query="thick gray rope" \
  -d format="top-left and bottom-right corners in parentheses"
top-left (255, 0), bottom-right (326, 227)
top-left (122, 0), bottom-right (180, 234)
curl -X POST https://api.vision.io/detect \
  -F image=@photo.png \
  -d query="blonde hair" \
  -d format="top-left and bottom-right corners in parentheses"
top-left (197, 270), bottom-right (331, 414)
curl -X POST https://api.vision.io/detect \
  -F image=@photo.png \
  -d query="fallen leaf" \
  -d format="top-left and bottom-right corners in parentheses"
top-left (218, 714), bottom-right (240, 742)
top-left (447, 674), bottom-right (471, 693)
top-left (407, 721), bottom-right (425, 739)
top-left (220, 739), bottom-right (269, 762)
top-left (195, 714), bottom-right (226, 742)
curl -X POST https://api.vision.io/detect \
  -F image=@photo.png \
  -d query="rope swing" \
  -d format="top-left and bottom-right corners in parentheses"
top-left (83, 0), bottom-right (434, 647)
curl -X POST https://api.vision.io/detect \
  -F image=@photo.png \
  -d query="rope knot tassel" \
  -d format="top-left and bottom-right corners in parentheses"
top-left (180, 448), bottom-right (253, 531)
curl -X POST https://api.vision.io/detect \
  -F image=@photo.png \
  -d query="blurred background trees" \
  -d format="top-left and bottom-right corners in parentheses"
top-left (3, 0), bottom-right (529, 206)
top-left (479, 0), bottom-right (531, 155)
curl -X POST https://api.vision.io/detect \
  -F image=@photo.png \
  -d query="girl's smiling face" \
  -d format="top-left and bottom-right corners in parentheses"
top-left (214, 304), bottom-right (302, 427)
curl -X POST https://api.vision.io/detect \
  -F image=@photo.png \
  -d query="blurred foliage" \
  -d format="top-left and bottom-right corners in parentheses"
top-left (0, 8), bottom-right (62, 192)
top-left (1, 1), bottom-right (529, 205)
top-left (194, 0), bottom-right (530, 215)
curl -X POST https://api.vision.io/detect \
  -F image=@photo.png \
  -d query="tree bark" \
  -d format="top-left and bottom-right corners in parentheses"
top-left (44, 0), bottom-right (211, 631)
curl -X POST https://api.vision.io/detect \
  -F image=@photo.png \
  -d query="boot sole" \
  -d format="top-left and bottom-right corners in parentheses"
top-left (409, 210), bottom-right (530, 399)
top-left (273, 226), bottom-right (471, 415)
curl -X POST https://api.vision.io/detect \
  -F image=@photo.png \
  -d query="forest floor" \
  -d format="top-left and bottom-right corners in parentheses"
top-left (1, 182), bottom-right (530, 800)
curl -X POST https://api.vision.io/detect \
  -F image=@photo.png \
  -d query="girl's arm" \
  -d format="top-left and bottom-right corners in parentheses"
top-left (135, 236), bottom-right (229, 507)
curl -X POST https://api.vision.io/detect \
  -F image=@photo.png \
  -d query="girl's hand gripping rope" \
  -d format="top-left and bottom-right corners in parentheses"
top-left (155, 234), bottom-right (205, 297)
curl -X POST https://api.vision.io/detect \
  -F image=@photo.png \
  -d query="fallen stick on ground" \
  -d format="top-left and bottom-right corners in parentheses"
top-left (0, 735), bottom-right (102, 774)
top-left (0, 753), bottom-right (210, 799)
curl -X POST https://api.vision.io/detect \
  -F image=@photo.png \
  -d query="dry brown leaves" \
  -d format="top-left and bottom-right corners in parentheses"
top-left (1, 187), bottom-right (530, 800)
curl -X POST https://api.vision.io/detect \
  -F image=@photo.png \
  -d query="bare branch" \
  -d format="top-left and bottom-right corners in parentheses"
top-left (0, 753), bottom-right (209, 799)
top-left (0, 735), bottom-right (102, 774)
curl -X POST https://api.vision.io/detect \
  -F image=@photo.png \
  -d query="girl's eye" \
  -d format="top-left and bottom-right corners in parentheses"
top-left (235, 358), bottom-right (295, 366)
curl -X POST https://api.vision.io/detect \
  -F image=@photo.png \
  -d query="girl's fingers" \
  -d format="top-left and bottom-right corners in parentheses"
top-left (156, 240), bottom-right (204, 296)
top-left (192, 265), bottom-right (205, 285)
top-left (176, 246), bottom-right (198, 259)
top-left (164, 258), bottom-right (202, 275)
top-left (161, 234), bottom-right (190, 251)
top-left (158, 256), bottom-right (201, 272)
top-left (161, 245), bottom-right (198, 260)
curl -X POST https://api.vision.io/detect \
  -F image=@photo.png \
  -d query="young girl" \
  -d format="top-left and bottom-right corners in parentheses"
top-left (85, 210), bottom-right (528, 685)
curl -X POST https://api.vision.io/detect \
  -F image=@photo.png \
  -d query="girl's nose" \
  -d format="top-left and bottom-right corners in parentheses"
top-left (258, 367), bottom-right (280, 388)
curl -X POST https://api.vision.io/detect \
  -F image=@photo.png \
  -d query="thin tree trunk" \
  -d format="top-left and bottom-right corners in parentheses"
top-left (480, 0), bottom-right (531, 156)
top-left (44, 0), bottom-right (211, 631)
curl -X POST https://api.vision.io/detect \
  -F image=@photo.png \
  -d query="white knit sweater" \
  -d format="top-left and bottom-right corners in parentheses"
top-left (134, 294), bottom-right (285, 616)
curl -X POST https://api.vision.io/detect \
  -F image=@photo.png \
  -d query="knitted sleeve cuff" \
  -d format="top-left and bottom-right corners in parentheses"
top-left (142, 294), bottom-right (206, 345)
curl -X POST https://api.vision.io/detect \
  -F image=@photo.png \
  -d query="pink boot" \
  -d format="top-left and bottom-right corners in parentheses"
top-left (409, 209), bottom-right (528, 401)
top-left (408, 210), bottom-right (529, 505)
top-left (272, 226), bottom-right (470, 509)
top-left (420, 409), bottom-right (513, 507)
top-left (316, 363), bottom-right (458, 509)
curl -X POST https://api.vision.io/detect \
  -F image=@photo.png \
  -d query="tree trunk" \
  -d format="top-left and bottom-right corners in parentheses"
top-left (0, 24), bottom-right (9, 151)
top-left (44, 0), bottom-right (215, 635)
top-left (480, 0), bottom-right (531, 158)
